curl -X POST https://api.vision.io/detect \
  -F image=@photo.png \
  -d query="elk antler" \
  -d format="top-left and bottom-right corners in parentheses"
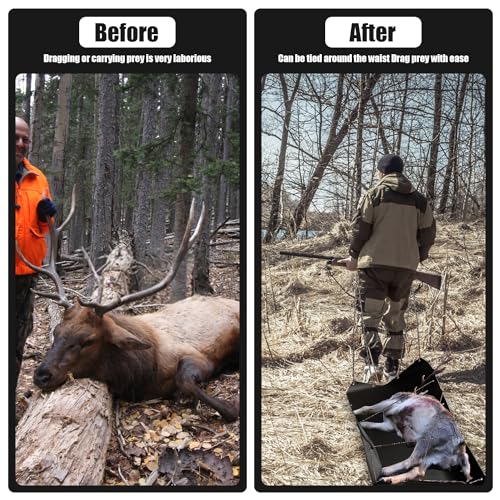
top-left (15, 185), bottom-right (76, 308)
top-left (80, 199), bottom-right (206, 316)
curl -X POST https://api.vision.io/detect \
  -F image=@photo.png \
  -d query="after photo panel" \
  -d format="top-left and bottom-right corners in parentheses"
top-left (256, 9), bottom-right (491, 492)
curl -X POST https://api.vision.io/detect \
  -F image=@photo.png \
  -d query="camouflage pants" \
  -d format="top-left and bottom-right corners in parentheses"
top-left (357, 267), bottom-right (415, 361)
top-left (15, 275), bottom-right (37, 383)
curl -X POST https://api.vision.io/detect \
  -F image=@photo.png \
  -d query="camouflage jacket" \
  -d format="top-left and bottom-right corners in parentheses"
top-left (349, 173), bottom-right (436, 271)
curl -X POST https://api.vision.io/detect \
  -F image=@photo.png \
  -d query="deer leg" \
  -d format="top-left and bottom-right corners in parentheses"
top-left (175, 357), bottom-right (239, 422)
top-left (380, 439), bottom-right (429, 478)
top-left (354, 396), bottom-right (400, 417)
top-left (458, 443), bottom-right (472, 481)
top-left (359, 415), bottom-right (395, 433)
top-left (378, 465), bottom-right (425, 485)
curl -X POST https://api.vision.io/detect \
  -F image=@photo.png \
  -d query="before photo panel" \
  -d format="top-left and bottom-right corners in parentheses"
top-left (10, 9), bottom-right (246, 491)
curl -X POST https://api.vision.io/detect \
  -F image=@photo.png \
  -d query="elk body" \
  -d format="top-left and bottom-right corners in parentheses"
top-left (34, 295), bottom-right (240, 421)
top-left (354, 391), bottom-right (471, 484)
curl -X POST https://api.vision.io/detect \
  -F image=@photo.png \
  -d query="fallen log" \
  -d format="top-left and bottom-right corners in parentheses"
top-left (15, 379), bottom-right (113, 486)
top-left (15, 234), bottom-right (134, 487)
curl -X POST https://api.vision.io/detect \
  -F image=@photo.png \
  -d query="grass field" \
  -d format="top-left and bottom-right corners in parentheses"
top-left (260, 218), bottom-right (487, 486)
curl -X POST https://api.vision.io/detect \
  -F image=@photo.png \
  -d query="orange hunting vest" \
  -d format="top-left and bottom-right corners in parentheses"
top-left (15, 158), bottom-right (53, 275)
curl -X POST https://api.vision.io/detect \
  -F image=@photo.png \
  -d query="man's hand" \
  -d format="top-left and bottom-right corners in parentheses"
top-left (337, 256), bottom-right (358, 271)
top-left (37, 198), bottom-right (57, 222)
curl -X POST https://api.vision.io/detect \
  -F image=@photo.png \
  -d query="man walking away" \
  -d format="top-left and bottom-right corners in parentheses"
top-left (339, 154), bottom-right (435, 382)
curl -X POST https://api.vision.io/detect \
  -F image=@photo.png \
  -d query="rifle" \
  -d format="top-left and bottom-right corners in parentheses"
top-left (279, 251), bottom-right (442, 290)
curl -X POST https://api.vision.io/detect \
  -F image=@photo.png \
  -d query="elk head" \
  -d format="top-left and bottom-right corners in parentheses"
top-left (33, 303), bottom-right (152, 390)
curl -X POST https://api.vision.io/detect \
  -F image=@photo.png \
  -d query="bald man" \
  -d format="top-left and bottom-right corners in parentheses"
top-left (15, 117), bottom-right (57, 385)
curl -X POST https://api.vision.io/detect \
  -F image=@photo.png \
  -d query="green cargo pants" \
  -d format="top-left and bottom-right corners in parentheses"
top-left (357, 267), bottom-right (415, 360)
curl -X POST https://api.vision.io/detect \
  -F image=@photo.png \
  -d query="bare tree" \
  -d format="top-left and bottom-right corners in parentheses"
top-left (370, 95), bottom-right (391, 155)
top-left (439, 74), bottom-right (470, 214)
top-left (290, 73), bottom-right (380, 232)
top-left (354, 74), bottom-right (368, 206)
top-left (264, 74), bottom-right (301, 243)
top-left (395, 74), bottom-right (409, 154)
top-left (427, 73), bottom-right (443, 203)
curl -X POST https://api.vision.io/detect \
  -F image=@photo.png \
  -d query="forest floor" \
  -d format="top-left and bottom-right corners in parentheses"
top-left (260, 218), bottom-right (487, 487)
top-left (15, 233), bottom-right (241, 487)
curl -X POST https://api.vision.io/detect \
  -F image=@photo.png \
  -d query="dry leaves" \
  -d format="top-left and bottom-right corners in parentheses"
top-left (107, 395), bottom-right (240, 486)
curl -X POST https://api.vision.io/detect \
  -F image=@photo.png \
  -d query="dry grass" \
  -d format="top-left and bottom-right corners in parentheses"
top-left (260, 218), bottom-right (486, 486)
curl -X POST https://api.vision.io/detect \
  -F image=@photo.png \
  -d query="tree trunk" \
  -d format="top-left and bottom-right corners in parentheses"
top-left (192, 74), bottom-right (222, 294)
top-left (462, 76), bottom-right (476, 220)
top-left (150, 75), bottom-right (177, 257)
top-left (228, 186), bottom-right (240, 220)
top-left (133, 77), bottom-right (157, 286)
top-left (90, 74), bottom-right (119, 267)
top-left (29, 74), bottom-right (45, 167)
top-left (291, 73), bottom-right (380, 232)
top-left (112, 82), bottom-right (122, 233)
top-left (395, 74), bottom-right (409, 154)
top-left (69, 75), bottom-right (96, 253)
top-left (439, 74), bottom-right (470, 214)
top-left (427, 73), bottom-right (442, 203)
top-left (170, 74), bottom-right (199, 302)
top-left (22, 74), bottom-right (32, 124)
top-left (370, 96), bottom-right (390, 154)
top-left (216, 78), bottom-right (235, 225)
top-left (265, 74), bottom-right (301, 243)
top-left (51, 74), bottom-right (73, 223)
top-left (354, 74), bottom-right (367, 206)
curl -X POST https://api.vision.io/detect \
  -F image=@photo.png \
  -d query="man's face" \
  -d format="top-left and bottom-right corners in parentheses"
top-left (15, 119), bottom-right (30, 165)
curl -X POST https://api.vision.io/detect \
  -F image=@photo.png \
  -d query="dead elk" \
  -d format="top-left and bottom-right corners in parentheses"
top-left (353, 392), bottom-right (472, 484)
top-left (17, 200), bottom-right (240, 422)
top-left (34, 295), bottom-right (240, 421)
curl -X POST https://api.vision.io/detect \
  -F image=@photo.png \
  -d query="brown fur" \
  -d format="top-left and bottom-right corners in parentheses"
top-left (34, 295), bottom-right (240, 420)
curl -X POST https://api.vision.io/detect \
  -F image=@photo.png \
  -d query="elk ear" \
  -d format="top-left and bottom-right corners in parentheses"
top-left (107, 325), bottom-right (152, 351)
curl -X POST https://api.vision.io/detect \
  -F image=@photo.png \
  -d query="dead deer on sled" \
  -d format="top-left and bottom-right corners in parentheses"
top-left (16, 198), bottom-right (240, 422)
top-left (353, 391), bottom-right (472, 484)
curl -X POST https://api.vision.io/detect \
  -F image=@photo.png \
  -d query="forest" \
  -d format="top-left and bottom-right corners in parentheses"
top-left (16, 72), bottom-right (241, 297)
top-left (261, 73), bottom-right (485, 239)
top-left (15, 73), bottom-right (242, 487)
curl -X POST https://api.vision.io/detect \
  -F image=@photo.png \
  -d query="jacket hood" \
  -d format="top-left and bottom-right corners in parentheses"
top-left (377, 172), bottom-right (415, 194)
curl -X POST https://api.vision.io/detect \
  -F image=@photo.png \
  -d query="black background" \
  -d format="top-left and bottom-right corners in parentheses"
top-left (255, 9), bottom-right (492, 74)
top-left (10, 9), bottom-right (246, 73)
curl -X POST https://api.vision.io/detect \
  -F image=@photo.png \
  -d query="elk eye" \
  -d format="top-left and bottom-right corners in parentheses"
top-left (82, 338), bottom-right (96, 349)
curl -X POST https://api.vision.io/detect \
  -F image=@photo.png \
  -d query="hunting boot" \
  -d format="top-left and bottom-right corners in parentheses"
top-left (382, 330), bottom-right (404, 381)
top-left (383, 357), bottom-right (400, 381)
